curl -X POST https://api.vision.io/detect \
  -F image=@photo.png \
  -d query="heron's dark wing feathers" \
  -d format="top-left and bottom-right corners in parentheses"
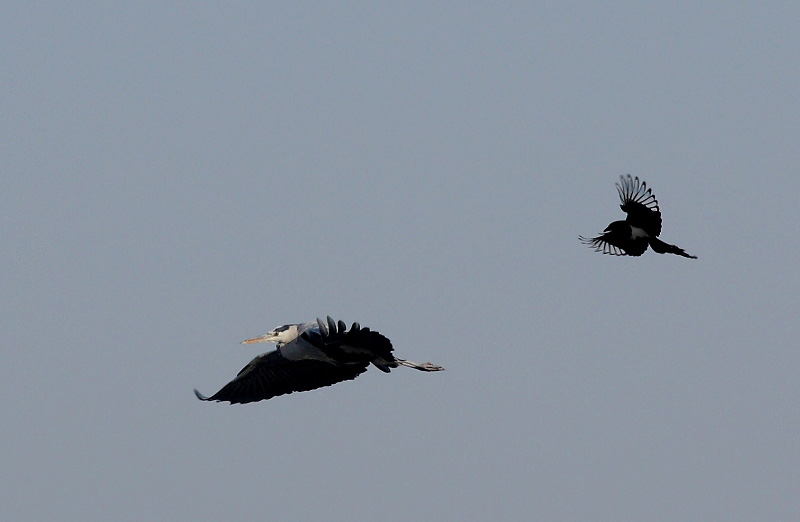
top-left (193, 350), bottom-right (368, 404)
top-left (617, 174), bottom-right (662, 236)
top-left (301, 316), bottom-right (395, 364)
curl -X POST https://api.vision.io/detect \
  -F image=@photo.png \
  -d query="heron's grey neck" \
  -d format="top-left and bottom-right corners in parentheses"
top-left (278, 322), bottom-right (336, 364)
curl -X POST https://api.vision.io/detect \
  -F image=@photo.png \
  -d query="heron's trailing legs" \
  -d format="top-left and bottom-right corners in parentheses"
top-left (395, 358), bottom-right (445, 372)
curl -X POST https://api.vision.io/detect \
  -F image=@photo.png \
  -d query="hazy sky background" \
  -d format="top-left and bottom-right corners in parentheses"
top-left (3, 2), bottom-right (799, 521)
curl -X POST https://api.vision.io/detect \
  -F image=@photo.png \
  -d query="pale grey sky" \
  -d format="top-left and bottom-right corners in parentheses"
top-left (2, 2), bottom-right (799, 521)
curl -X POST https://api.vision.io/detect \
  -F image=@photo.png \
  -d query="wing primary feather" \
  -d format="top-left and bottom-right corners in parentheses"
top-left (317, 317), bottom-right (328, 336)
top-left (327, 316), bottom-right (337, 336)
top-left (616, 178), bottom-right (627, 204)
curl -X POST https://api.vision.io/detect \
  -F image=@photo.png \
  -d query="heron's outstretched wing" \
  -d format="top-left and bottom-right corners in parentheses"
top-left (617, 175), bottom-right (662, 237)
top-left (194, 350), bottom-right (368, 404)
top-left (301, 316), bottom-right (395, 364)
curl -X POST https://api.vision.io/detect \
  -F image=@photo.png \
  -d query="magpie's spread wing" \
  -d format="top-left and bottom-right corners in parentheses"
top-left (579, 234), bottom-right (626, 255)
top-left (579, 233), bottom-right (648, 256)
top-left (617, 175), bottom-right (662, 237)
top-left (194, 350), bottom-right (369, 404)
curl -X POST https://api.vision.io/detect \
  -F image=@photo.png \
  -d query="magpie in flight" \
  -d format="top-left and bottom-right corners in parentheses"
top-left (580, 175), bottom-right (697, 259)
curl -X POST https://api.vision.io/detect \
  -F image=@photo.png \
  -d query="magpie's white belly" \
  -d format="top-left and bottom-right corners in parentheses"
top-left (630, 226), bottom-right (649, 239)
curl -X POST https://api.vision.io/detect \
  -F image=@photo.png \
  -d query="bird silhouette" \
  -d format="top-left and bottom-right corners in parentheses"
top-left (194, 317), bottom-right (444, 404)
top-left (580, 175), bottom-right (697, 259)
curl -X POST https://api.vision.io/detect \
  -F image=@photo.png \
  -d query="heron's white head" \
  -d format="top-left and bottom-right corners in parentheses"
top-left (241, 324), bottom-right (300, 346)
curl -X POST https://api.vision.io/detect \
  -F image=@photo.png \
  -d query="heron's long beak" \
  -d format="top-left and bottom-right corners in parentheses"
top-left (241, 334), bottom-right (273, 344)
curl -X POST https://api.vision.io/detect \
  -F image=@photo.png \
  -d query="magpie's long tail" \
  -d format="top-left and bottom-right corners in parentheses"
top-left (649, 237), bottom-right (697, 259)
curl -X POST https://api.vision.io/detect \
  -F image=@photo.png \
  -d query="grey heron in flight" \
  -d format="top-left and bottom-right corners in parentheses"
top-left (194, 316), bottom-right (444, 404)
top-left (580, 175), bottom-right (697, 259)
